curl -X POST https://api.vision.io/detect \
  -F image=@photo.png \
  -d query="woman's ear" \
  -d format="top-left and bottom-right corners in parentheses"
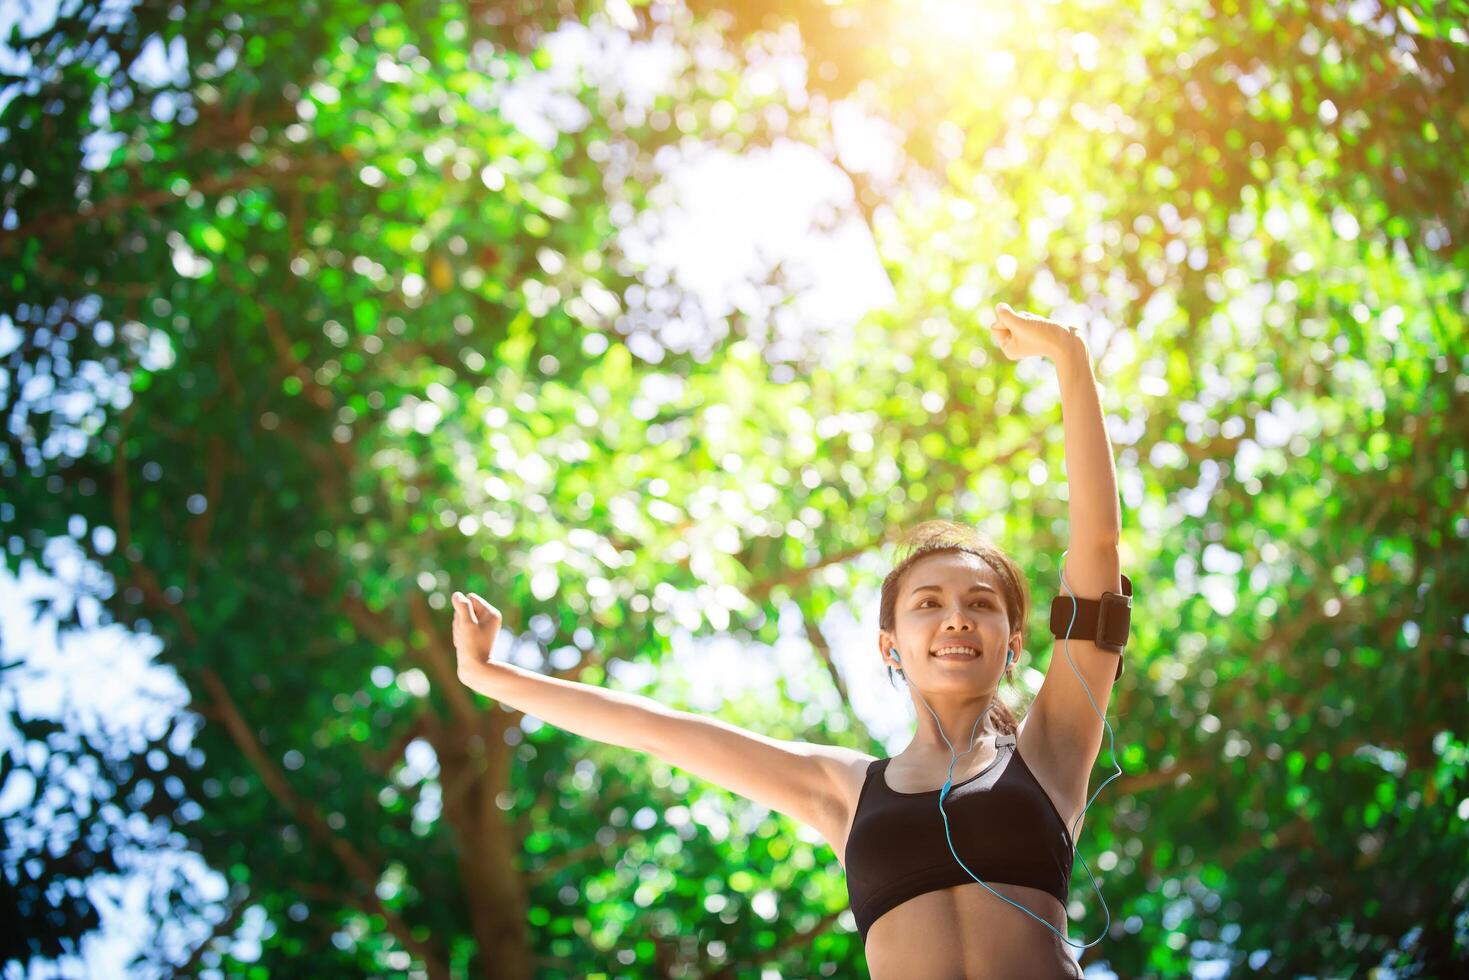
top-left (1002, 639), bottom-right (1020, 674)
top-left (877, 632), bottom-right (898, 669)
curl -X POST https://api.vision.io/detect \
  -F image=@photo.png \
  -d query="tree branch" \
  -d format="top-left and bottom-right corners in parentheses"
top-left (211, 264), bottom-right (338, 414)
top-left (0, 153), bottom-right (347, 255)
top-left (27, 252), bottom-right (158, 299)
top-left (186, 433), bottom-right (228, 596)
top-left (170, 886), bottom-right (252, 975)
top-left (365, 712), bottom-right (435, 777)
top-left (107, 399), bottom-right (199, 641)
top-left (95, 541), bottom-right (453, 975)
top-left (291, 564), bottom-right (481, 729)
top-left (798, 598), bottom-right (877, 749)
top-left (524, 826), bottom-right (641, 888)
top-left (194, 664), bottom-right (451, 977)
top-left (285, 878), bottom-right (454, 979)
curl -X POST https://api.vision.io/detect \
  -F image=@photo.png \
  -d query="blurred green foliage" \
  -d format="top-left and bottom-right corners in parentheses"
top-left (2, 0), bottom-right (1466, 977)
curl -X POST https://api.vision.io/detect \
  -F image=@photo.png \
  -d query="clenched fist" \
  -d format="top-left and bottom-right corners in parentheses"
top-left (451, 591), bottom-right (503, 681)
top-left (990, 303), bottom-right (1086, 362)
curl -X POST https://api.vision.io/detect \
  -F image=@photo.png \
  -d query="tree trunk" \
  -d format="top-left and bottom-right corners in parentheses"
top-left (436, 714), bottom-right (533, 979)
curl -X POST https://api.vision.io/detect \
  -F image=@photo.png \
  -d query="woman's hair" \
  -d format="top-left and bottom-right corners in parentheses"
top-left (879, 519), bottom-right (1032, 736)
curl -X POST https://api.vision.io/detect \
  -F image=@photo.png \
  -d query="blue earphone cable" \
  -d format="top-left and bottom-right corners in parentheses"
top-left (890, 549), bottom-right (1124, 949)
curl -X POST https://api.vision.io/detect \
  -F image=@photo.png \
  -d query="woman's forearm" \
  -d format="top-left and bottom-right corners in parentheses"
top-left (461, 661), bottom-right (667, 753)
top-left (1054, 337), bottom-right (1122, 547)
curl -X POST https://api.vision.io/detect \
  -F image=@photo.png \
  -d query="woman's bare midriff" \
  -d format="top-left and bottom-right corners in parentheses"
top-left (820, 735), bottom-right (1086, 979)
top-left (861, 881), bottom-right (1083, 979)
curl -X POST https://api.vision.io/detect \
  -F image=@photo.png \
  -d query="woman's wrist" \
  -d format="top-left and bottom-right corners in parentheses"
top-left (1048, 327), bottom-right (1090, 366)
top-left (458, 657), bottom-right (513, 693)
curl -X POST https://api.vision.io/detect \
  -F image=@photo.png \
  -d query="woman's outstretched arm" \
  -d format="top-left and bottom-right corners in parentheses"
top-left (450, 592), bottom-right (855, 835)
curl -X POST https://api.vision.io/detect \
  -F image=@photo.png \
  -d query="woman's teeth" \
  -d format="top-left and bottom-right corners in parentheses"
top-left (933, 647), bottom-right (978, 658)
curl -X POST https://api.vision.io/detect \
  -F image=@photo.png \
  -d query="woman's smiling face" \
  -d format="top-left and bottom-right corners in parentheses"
top-left (881, 550), bottom-right (1020, 688)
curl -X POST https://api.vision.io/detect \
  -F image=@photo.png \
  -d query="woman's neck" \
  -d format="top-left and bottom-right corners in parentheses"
top-left (901, 729), bottom-right (996, 762)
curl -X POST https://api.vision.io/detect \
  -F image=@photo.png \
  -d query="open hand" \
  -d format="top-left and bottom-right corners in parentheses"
top-left (451, 591), bottom-right (503, 679)
top-left (990, 303), bottom-right (1084, 362)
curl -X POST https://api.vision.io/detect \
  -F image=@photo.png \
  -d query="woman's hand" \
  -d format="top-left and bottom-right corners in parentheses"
top-left (451, 591), bottom-right (503, 681)
top-left (989, 303), bottom-right (1086, 362)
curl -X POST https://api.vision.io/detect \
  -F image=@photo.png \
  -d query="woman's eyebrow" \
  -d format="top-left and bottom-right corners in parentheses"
top-left (910, 584), bottom-right (998, 595)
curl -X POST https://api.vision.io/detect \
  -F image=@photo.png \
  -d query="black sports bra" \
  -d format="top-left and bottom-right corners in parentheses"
top-left (843, 734), bottom-right (1074, 944)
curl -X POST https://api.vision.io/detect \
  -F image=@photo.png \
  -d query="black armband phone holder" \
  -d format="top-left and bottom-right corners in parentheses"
top-left (1049, 573), bottom-right (1133, 680)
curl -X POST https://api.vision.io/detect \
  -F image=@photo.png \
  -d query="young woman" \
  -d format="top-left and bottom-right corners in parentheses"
top-left (452, 304), bottom-right (1127, 978)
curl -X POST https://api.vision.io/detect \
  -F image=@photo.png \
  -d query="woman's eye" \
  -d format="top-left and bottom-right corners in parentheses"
top-left (919, 600), bottom-right (989, 608)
